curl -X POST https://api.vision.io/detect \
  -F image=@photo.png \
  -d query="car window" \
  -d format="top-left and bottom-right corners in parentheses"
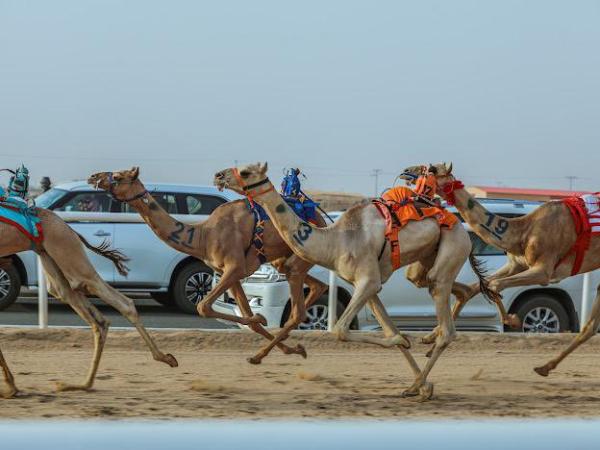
top-left (182, 194), bottom-right (226, 215)
top-left (120, 192), bottom-right (178, 214)
top-left (53, 192), bottom-right (117, 212)
top-left (469, 232), bottom-right (504, 256)
top-left (33, 188), bottom-right (67, 208)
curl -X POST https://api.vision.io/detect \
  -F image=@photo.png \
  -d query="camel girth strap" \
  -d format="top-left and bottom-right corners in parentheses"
top-left (245, 199), bottom-right (268, 265)
top-left (372, 199), bottom-right (402, 270)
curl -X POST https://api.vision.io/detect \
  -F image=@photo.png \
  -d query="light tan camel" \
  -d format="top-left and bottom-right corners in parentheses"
top-left (88, 167), bottom-right (328, 364)
top-left (214, 162), bottom-right (496, 401)
top-left (424, 162), bottom-right (600, 376)
top-left (399, 165), bottom-right (522, 332)
top-left (0, 211), bottom-right (177, 398)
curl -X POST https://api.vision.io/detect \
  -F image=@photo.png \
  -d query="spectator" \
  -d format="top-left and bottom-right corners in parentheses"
top-left (40, 176), bottom-right (52, 192)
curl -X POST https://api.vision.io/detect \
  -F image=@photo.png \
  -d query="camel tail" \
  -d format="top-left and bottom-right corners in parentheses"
top-left (468, 250), bottom-right (502, 305)
top-left (76, 232), bottom-right (130, 277)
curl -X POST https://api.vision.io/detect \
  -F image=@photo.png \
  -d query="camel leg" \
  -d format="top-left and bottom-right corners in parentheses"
top-left (332, 279), bottom-right (408, 348)
top-left (331, 278), bottom-right (423, 379)
top-left (534, 284), bottom-right (600, 377)
top-left (422, 281), bottom-right (471, 345)
top-left (489, 264), bottom-right (552, 293)
top-left (469, 261), bottom-right (523, 328)
top-left (39, 253), bottom-right (109, 392)
top-left (404, 225), bottom-right (467, 400)
top-left (367, 295), bottom-right (422, 378)
top-left (197, 267), bottom-right (267, 326)
top-left (403, 280), bottom-right (455, 401)
top-left (246, 269), bottom-right (309, 364)
top-left (228, 281), bottom-right (306, 362)
top-left (303, 274), bottom-right (329, 309)
top-left (85, 279), bottom-right (178, 368)
top-left (0, 347), bottom-right (18, 399)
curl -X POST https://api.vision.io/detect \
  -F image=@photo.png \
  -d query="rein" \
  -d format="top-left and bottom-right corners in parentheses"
top-left (440, 179), bottom-right (465, 206)
top-left (107, 173), bottom-right (149, 202)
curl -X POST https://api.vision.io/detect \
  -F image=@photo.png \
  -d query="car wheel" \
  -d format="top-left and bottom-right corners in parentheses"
top-left (150, 292), bottom-right (172, 307)
top-left (515, 295), bottom-right (570, 333)
top-left (283, 296), bottom-right (344, 331)
top-left (0, 263), bottom-right (21, 311)
top-left (171, 261), bottom-right (214, 314)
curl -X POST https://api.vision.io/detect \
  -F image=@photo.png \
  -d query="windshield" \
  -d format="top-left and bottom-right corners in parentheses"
top-left (33, 188), bottom-right (67, 209)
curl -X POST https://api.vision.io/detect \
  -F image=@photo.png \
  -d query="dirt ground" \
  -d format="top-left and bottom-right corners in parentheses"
top-left (1, 328), bottom-right (600, 419)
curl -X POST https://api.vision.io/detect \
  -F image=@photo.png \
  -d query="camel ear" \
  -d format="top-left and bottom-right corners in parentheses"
top-left (260, 162), bottom-right (269, 175)
top-left (443, 162), bottom-right (453, 174)
top-left (131, 166), bottom-right (140, 180)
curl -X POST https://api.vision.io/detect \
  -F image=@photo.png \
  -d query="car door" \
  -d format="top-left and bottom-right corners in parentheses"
top-left (52, 191), bottom-right (117, 282)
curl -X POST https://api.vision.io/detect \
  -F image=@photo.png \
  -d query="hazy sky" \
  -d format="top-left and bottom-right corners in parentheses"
top-left (1, 1), bottom-right (599, 195)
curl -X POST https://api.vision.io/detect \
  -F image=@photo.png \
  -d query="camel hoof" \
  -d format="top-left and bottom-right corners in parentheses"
top-left (163, 353), bottom-right (179, 368)
top-left (417, 382), bottom-right (434, 402)
top-left (505, 314), bottom-right (522, 330)
top-left (55, 382), bottom-right (93, 393)
top-left (251, 314), bottom-right (268, 327)
top-left (246, 356), bottom-right (262, 365)
top-left (425, 347), bottom-right (434, 358)
top-left (294, 344), bottom-right (307, 359)
top-left (534, 365), bottom-right (550, 377)
top-left (2, 387), bottom-right (19, 399)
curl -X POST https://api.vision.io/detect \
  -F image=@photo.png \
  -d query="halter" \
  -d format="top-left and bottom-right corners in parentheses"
top-left (439, 178), bottom-right (465, 206)
top-left (106, 172), bottom-right (149, 202)
top-left (232, 168), bottom-right (274, 201)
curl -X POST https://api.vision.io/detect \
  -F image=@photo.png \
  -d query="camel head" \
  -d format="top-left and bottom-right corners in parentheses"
top-left (398, 165), bottom-right (427, 186)
top-left (424, 162), bottom-right (456, 196)
top-left (214, 162), bottom-right (269, 195)
top-left (88, 167), bottom-right (145, 201)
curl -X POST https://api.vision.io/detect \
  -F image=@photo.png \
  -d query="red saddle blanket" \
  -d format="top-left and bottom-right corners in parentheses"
top-left (557, 193), bottom-right (600, 276)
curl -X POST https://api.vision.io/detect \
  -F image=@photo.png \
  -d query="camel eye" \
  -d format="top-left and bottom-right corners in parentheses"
top-left (239, 170), bottom-right (250, 177)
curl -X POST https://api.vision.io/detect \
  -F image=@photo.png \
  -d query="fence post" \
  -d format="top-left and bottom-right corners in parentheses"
top-left (327, 270), bottom-right (337, 332)
top-left (37, 256), bottom-right (48, 329)
top-left (580, 272), bottom-right (592, 332)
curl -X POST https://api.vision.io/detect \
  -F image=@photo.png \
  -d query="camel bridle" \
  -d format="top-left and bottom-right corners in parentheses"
top-left (438, 176), bottom-right (465, 206)
top-left (232, 168), bottom-right (275, 201)
top-left (106, 172), bottom-right (149, 202)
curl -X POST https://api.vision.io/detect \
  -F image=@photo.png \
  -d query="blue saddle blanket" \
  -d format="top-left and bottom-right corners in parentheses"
top-left (0, 187), bottom-right (43, 243)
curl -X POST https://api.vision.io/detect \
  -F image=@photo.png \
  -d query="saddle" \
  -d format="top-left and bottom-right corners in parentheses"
top-left (373, 186), bottom-right (458, 270)
top-left (556, 193), bottom-right (600, 275)
top-left (0, 186), bottom-right (43, 245)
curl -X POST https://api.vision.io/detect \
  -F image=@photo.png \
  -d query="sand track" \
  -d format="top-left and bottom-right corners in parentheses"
top-left (1, 328), bottom-right (600, 419)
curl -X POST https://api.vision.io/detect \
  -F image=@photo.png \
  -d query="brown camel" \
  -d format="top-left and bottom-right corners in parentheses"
top-left (0, 211), bottom-right (177, 398)
top-left (0, 258), bottom-right (18, 398)
top-left (88, 167), bottom-right (328, 364)
top-left (423, 162), bottom-right (600, 376)
top-left (214, 162), bottom-right (496, 401)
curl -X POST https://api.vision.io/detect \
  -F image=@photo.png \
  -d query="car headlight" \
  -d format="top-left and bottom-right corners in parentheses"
top-left (247, 264), bottom-right (287, 283)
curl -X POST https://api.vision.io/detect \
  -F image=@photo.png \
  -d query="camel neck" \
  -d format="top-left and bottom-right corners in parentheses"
top-left (449, 186), bottom-right (523, 252)
top-left (249, 182), bottom-right (336, 269)
top-left (128, 193), bottom-right (207, 257)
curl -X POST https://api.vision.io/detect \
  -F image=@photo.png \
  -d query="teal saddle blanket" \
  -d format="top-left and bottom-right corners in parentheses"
top-left (0, 187), bottom-right (43, 243)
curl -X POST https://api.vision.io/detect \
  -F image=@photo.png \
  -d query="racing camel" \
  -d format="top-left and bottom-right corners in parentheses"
top-left (214, 162), bottom-right (496, 401)
top-left (422, 162), bottom-right (600, 377)
top-left (0, 205), bottom-right (177, 398)
top-left (88, 167), bottom-right (328, 364)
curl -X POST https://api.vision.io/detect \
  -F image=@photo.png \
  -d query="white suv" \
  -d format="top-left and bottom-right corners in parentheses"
top-left (215, 199), bottom-right (594, 333)
top-left (0, 181), bottom-right (241, 313)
